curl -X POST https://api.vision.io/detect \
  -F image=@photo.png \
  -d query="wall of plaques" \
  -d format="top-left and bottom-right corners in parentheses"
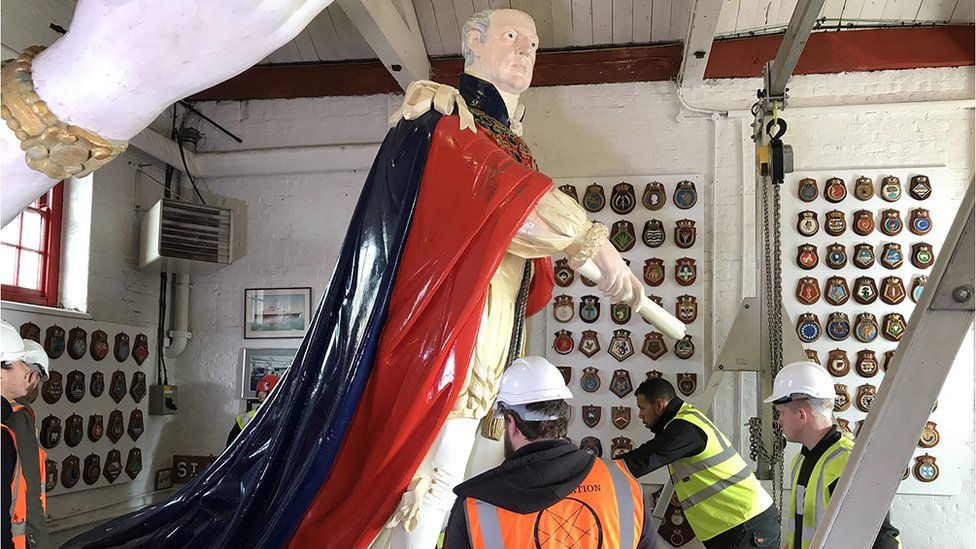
top-left (545, 174), bottom-right (707, 486)
top-left (781, 167), bottom-right (964, 496)
top-left (2, 311), bottom-right (152, 495)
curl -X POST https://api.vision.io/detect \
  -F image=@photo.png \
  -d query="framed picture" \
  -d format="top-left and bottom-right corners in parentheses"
top-left (240, 347), bottom-right (297, 399)
top-left (244, 287), bottom-right (312, 339)
top-left (246, 399), bottom-right (261, 412)
top-left (154, 468), bottom-right (173, 491)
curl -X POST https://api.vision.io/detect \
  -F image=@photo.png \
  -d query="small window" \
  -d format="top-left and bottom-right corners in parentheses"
top-left (2, 182), bottom-right (64, 307)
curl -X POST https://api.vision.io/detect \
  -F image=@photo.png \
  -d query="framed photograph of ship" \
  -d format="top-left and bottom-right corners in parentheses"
top-left (240, 347), bottom-right (297, 399)
top-left (243, 287), bottom-right (312, 339)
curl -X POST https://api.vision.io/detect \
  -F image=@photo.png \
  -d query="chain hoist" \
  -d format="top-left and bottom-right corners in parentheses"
top-left (749, 88), bottom-right (793, 510)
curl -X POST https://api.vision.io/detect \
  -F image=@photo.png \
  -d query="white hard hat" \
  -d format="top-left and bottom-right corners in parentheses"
top-left (764, 361), bottom-right (835, 403)
top-left (23, 340), bottom-right (50, 380)
top-left (0, 321), bottom-right (27, 363)
top-left (495, 356), bottom-right (573, 420)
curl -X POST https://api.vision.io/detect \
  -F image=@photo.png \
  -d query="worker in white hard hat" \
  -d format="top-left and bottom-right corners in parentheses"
top-left (2, 320), bottom-right (41, 549)
top-left (443, 356), bottom-right (654, 548)
top-left (8, 340), bottom-right (52, 548)
top-left (766, 361), bottom-right (900, 549)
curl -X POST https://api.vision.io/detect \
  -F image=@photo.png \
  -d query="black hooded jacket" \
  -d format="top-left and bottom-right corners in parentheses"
top-left (617, 397), bottom-right (708, 478)
top-left (443, 439), bottom-right (655, 548)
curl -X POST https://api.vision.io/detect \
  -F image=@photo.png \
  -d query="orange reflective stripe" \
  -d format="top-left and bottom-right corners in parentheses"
top-left (2, 424), bottom-right (28, 546)
top-left (466, 457), bottom-right (644, 548)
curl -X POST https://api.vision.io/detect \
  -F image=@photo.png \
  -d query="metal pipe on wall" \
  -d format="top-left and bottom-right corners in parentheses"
top-left (165, 273), bottom-right (191, 358)
top-left (129, 127), bottom-right (380, 178)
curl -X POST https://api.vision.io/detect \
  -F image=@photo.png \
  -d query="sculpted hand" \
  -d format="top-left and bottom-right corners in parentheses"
top-left (590, 240), bottom-right (643, 305)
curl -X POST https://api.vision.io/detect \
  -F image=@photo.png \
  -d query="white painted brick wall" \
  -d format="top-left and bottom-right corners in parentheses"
top-left (28, 147), bottom-right (183, 542)
top-left (146, 66), bottom-right (974, 546)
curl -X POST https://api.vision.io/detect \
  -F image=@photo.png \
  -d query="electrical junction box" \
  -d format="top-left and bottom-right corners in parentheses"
top-left (149, 385), bottom-right (178, 415)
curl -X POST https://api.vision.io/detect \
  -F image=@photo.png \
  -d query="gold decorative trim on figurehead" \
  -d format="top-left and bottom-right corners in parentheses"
top-left (1, 46), bottom-right (128, 179)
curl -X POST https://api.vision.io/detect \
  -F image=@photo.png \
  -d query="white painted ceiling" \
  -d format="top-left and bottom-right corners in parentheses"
top-left (262, 0), bottom-right (974, 64)
top-left (1, 0), bottom-right (972, 66)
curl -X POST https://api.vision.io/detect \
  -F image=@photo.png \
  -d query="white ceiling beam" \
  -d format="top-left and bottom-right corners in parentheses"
top-left (769, 0), bottom-right (827, 96)
top-left (1, 0), bottom-right (76, 54)
top-left (335, 0), bottom-right (430, 91)
top-left (678, 0), bottom-right (725, 88)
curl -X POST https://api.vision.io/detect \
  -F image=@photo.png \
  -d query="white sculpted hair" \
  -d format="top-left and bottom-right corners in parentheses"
top-left (461, 10), bottom-right (494, 68)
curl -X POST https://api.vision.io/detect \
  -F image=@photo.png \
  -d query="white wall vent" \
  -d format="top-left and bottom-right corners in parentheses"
top-left (140, 199), bottom-right (233, 274)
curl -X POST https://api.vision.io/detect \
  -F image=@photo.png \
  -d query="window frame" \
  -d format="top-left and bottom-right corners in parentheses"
top-left (2, 182), bottom-right (64, 307)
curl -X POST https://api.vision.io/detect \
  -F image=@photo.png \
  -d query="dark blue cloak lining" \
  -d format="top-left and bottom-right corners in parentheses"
top-left (63, 111), bottom-right (443, 549)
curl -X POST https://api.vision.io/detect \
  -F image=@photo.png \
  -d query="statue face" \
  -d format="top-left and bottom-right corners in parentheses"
top-left (466, 10), bottom-right (538, 94)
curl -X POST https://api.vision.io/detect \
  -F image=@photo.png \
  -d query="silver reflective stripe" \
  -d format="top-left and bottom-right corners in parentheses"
top-left (794, 485), bottom-right (806, 515)
top-left (680, 464), bottom-right (754, 509)
top-left (669, 409), bottom-right (736, 481)
top-left (603, 459), bottom-right (635, 549)
top-left (474, 500), bottom-right (506, 549)
top-left (6, 426), bottom-right (21, 535)
top-left (670, 445), bottom-right (736, 481)
top-left (683, 410), bottom-right (728, 449)
top-left (790, 455), bottom-right (802, 487)
top-left (9, 443), bottom-right (24, 538)
top-left (786, 454), bottom-right (803, 543)
top-left (800, 446), bottom-right (849, 542)
top-left (790, 455), bottom-right (803, 516)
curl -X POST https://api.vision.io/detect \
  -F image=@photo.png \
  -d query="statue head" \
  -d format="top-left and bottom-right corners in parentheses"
top-left (461, 9), bottom-right (538, 95)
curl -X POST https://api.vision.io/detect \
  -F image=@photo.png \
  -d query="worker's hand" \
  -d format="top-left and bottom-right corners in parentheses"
top-left (590, 240), bottom-right (644, 305)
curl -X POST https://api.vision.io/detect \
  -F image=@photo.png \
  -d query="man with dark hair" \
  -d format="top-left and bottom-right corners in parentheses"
top-left (618, 378), bottom-right (780, 548)
top-left (499, 399), bottom-right (570, 455)
top-left (444, 356), bottom-right (654, 548)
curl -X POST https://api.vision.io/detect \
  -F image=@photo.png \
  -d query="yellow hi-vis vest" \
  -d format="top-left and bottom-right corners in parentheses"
top-left (786, 431), bottom-right (902, 549)
top-left (235, 409), bottom-right (259, 430)
top-left (786, 433), bottom-right (852, 549)
top-left (665, 402), bottom-right (773, 541)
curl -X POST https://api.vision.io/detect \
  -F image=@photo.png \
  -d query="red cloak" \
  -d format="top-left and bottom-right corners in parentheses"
top-left (289, 115), bottom-right (555, 547)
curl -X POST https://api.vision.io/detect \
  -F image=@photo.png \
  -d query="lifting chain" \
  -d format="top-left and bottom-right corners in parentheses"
top-left (748, 125), bottom-right (788, 510)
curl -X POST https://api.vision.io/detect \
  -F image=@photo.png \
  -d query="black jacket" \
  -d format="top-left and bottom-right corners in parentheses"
top-left (444, 439), bottom-right (654, 548)
top-left (794, 427), bottom-right (900, 549)
top-left (3, 397), bottom-right (15, 549)
top-left (618, 397), bottom-right (707, 478)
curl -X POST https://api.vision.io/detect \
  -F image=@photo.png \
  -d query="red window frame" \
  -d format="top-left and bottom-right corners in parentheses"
top-left (2, 182), bottom-right (64, 307)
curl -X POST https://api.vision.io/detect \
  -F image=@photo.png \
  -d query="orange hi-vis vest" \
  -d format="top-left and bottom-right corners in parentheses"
top-left (9, 405), bottom-right (46, 514)
top-left (2, 423), bottom-right (29, 549)
top-left (464, 458), bottom-right (643, 549)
